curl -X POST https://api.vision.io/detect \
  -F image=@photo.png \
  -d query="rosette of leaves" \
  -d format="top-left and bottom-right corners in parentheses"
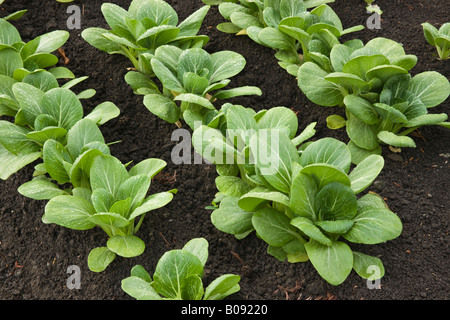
top-left (298, 37), bottom-right (450, 163)
top-left (192, 103), bottom-right (316, 205)
top-left (38, 148), bottom-right (175, 272)
top-left (422, 22), bottom-right (450, 60)
top-left (193, 105), bottom-right (402, 285)
top-left (81, 0), bottom-right (210, 75)
top-left (140, 46), bottom-right (262, 129)
top-left (203, 0), bottom-right (363, 75)
top-left (0, 18), bottom-right (70, 79)
top-left (0, 79), bottom-right (119, 180)
top-left (121, 238), bottom-right (241, 300)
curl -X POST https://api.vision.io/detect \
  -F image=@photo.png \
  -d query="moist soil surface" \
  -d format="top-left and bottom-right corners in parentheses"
top-left (0, 0), bottom-right (448, 301)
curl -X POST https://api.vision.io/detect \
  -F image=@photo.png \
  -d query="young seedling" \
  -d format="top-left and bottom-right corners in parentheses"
top-left (297, 37), bottom-right (450, 163)
top-left (121, 238), bottom-right (241, 300)
top-left (422, 22), bottom-right (450, 60)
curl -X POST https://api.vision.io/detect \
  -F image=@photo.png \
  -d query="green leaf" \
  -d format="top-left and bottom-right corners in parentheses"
top-left (66, 118), bottom-right (105, 159)
top-left (238, 186), bottom-right (290, 212)
top-left (88, 212), bottom-right (130, 228)
top-left (365, 37), bottom-right (406, 62)
top-left (289, 172), bottom-right (317, 219)
top-left (300, 137), bottom-right (351, 173)
top-left (258, 27), bottom-right (294, 50)
top-left (208, 50), bottom-right (246, 83)
top-left (204, 274), bottom-right (241, 300)
top-left (344, 207), bottom-right (402, 244)
top-left (0, 48), bottom-right (23, 77)
top-left (352, 251), bottom-right (385, 280)
top-left (252, 207), bottom-right (300, 247)
top-left (256, 107), bottom-right (298, 139)
top-left (0, 120), bottom-right (39, 155)
top-left (326, 114), bottom-right (346, 129)
top-left (107, 235), bottom-right (145, 258)
top-left (291, 217), bottom-right (332, 246)
top-left (182, 238), bottom-right (209, 267)
top-left (151, 59), bottom-right (185, 93)
top-left (347, 140), bottom-right (381, 165)
top-left (85, 101), bottom-right (120, 125)
top-left (346, 115), bottom-right (379, 150)
top-left (215, 176), bottom-right (251, 198)
top-left (41, 88), bottom-right (84, 129)
top-left (297, 62), bottom-right (344, 107)
top-left (315, 220), bottom-right (354, 234)
top-left (90, 155), bottom-right (129, 198)
top-left (348, 154), bottom-right (384, 193)
top-left (212, 86), bottom-right (262, 100)
top-left (88, 247), bottom-right (116, 273)
top-left (229, 11), bottom-right (263, 29)
top-left (0, 144), bottom-right (41, 180)
top-left (174, 93), bottom-right (215, 110)
top-left (43, 195), bottom-right (96, 230)
top-left (0, 19), bottom-right (22, 46)
top-left (143, 94), bottom-right (181, 124)
top-left (250, 130), bottom-right (299, 193)
top-left (211, 196), bottom-right (254, 236)
top-left (43, 139), bottom-right (72, 184)
top-left (314, 182), bottom-right (358, 220)
top-left (300, 163), bottom-right (351, 190)
top-left (305, 240), bottom-right (353, 286)
top-left (129, 158), bottom-right (167, 179)
top-left (178, 5), bottom-right (210, 37)
top-left (129, 191), bottom-right (174, 220)
top-left (81, 28), bottom-right (123, 54)
top-left (33, 30), bottom-right (69, 54)
top-left (152, 250), bottom-right (204, 299)
top-left (121, 276), bottom-right (162, 300)
top-left (377, 131), bottom-right (416, 148)
top-left (129, 0), bottom-right (178, 26)
top-left (344, 94), bottom-right (379, 125)
top-left (18, 179), bottom-right (67, 200)
top-left (408, 71), bottom-right (450, 108)
top-left (405, 113), bottom-right (448, 127)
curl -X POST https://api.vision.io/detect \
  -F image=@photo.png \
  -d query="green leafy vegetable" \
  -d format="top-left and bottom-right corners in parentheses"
top-left (81, 0), bottom-right (210, 74)
top-left (297, 37), bottom-right (450, 162)
top-left (193, 104), bottom-right (402, 285)
top-left (422, 22), bottom-right (450, 60)
top-left (121, 238), bottom-right (241, 300)
top-left (203, 0), bottom-right (363, 75)
top-left (38, 151), bottom-right (175, 272)
top-left (142, 46), bottom-right (261, 129)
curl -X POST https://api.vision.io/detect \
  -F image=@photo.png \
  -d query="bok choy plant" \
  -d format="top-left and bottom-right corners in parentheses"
top-left (297, 37), bottom-right (450, 163)
top-left (192, 103), bottom-right (402, 285)
top-left (19, 120), bottom-right (176, 272)
top-left (122, 238), bottom-right (241, 300)
top-left (81, 0), bottom-right (210, 76)
top-left (422, 22), bottom-right (450, 60)
top-left (0, 79), bottom-right (119, 180)
top-left (139, 46), bottom-right (262, 129)
top-left (203, 0), bottom-right (363, 75)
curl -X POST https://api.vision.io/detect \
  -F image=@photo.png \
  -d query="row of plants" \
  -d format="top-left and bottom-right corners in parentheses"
top-left (0, 0), bottom-right (448, 299)
top-left (0, 5), bottom-right (243, 300)
top-left (202, 0), bottom-right (450, 163)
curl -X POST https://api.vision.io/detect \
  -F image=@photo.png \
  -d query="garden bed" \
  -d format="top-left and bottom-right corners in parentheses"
top-left (0, 0), bottom-right (448, 300)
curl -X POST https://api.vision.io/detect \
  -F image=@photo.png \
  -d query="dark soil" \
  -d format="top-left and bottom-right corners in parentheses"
top-left (0, 0), bottom-right (448, 301)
